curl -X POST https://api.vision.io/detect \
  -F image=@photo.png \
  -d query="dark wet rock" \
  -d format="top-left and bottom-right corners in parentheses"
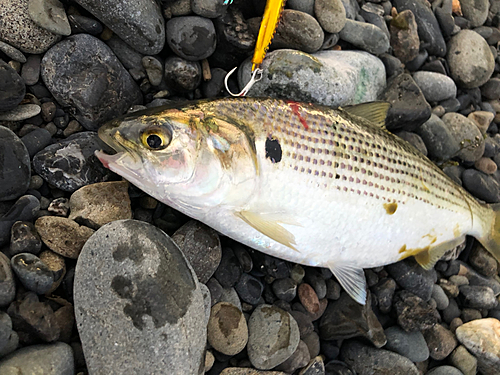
top-left (74, 219), bottom-right (206, 374)
top-left (207, 302), bottom-right (247, 356)
top-left (33, 132), bottom-right (115, 192)
top-left (304, 269), bottom-right (327, 300)
top-left (315, 0), bottom-right (346, 33)
top-left (11, 253), bottom-right (54, 294)
top-left (0, 252), bottom-right (15, 308)
top-left (272, 278), bottom-right (297, 302)
top-left (459, 285), bottom-right (497, 309)
top-left (74, 0), bottom-right (164, 54)
top-left (423, 324), bottom-right (458, 360)
top-left (441, 112), bottom-right (485, 162)
top-left (202, 68), bottom-right (227, 98)
top-left (192, 0), bottom-right (228, 18)
top-left (7, 292), bottom-right (60, 342)
top-left (214, 247), bottom-right (242, 288)
top-left (416, 114), bottom-right (460, 161)
top-left (390, 10), bottom-right (419, 63)
top-left (393, 0), bottom-right (446, 57)
top-left (379, 53), bottom-right (405, 79)
top-left (371, 278), bottom-right (396, 313)
top-left (340, 340), bottom-right (419, 375)
top-left (275, 340), bottom-right (311, 373)
top-left (235, 273), bottom-right (264, 305)
top-left (431, 284), bottom-right (449, 310)
top-left (0, 104), bottom-right (41, 121)
top-left (384, 325), bottom-right (429, 362)
top-left (247, 304), bottom-right (300, 370)
top-left (0, 195), bottom-right (40, 247)
top-left (290, 310), bottom-right (314, 340)
top-left (468, 244), bottom-right (498, 277)
top-left (164, 57), bottom-right (201, 93)
top-left (386, 257), bottom-right (436, 301)
top-left (105, 35), bottom-right (143, 73)
top-left (0, 311), bottom-right (12, 352)
top-left (68, 14), bottom-right (103, 35)
top-left (41, 34), bottom-right (142, 131)
top-left (394, 130), bottom-right (427, 155)
top-left (394, 291), bottom-right (441, 332)
top-left (382, 73), bottom-right (432, 131)
top-left (462, 169), bottom-right (500, 203)
top-left (451, 260), bottom-right (500, 294)
top-left (481, 78), bottom-right (500, 100)
top-left (360, 4), bottom-right (389, 40)
top-left (319, 292), bottom-right (386, 348)
top-left (0, 61), bottom-right (25, 111)
top-left (339, 19), bottom-right (389, 55)
top-left (20, 128), bottom-right (52, 158)
top-left (447, 30), bottom-right (495, 89)
top-left (0, 126), bottom-right (30, 201)
top-left (166, 16), bottom-right (216, 61)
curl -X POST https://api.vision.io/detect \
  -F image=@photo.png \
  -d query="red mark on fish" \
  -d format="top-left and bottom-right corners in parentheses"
top-left (287, 100), bottom-right (309, 130)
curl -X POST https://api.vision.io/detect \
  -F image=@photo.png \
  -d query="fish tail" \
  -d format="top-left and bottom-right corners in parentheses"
top-left (477, 203), bottom-right (500, 263)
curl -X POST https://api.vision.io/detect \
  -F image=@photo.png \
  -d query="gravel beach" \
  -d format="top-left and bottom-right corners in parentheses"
top-left (1, 0), bottom-right (500, 374)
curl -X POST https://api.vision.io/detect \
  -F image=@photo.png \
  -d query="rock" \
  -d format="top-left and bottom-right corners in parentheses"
top-left (319, 292), bottom-right (386, 347)
top-left (339, 19), bottom-right (390, 55)
top-left (395, 130), bottom-right (427, 155)
top-left (0, 126), bottom-right (30, 201)
top-left (468, 111), bottom-right (494, 135)
top-left (0, 331), bottom-right (18, 358)
top-left (462, 168), bottom-right (500, 203)
top-left (105, 35), bottom-right (144, 72)
top-left (35, 216), bottom-right (94, 259)
top-left (390, 10), bottom-right (419, 63)
top-left (21, 54), bottom-right (41, 85)
top-left (468, 244), bottom-right (497, 277)
top-left (0, 104), bottom-right (41, 121)
top-left (240, 49), bottom-right (385, 107)
top-left (372, 278), bottom-right (396, 313)
top-left (459, 285), bottom-right (497, 309)
top-left (47, 198), bottom-right (69, 217)
top-left (166, 16), bottom-right (216, 61)
top-left (0, 342), bottom-right (73, 374)
top-left (298, 283), bottom-right (320, 314)
top-left (302, 331), bottom-right (320, 358)
top-left (202, 68), bottom-right (227, 98)
top-left (412, 71), bottom-right (457, 102)
top-left (68, 14), bottom-right (103, 35)
top-left (41, 34), bottom-right (142, 131)
top-left (288, 0), bottom-right (315, 15)
top-left (21, 128), bottom-right (52, 158)
top-left (427, 366), bottom-right (465, 375)
top-left (384, 326), bottom-right (429, 362)
top-left (74, 219), bottom-right (206, 374)
top-left (247, 304), bottom-right (300, 370)
top-left (394, 291), bottom-right (441, 332)
top-left (450, 345), bottom-right (477, 375)
top-left (475, 157), bottom-right (497, 174)
top-left (142, 56), bottom-right (163, 86)
top-left (481, 78), bottom-right (500, 100)
top-left (0, 312), bottom-right (12, 352)
top-left (163, 57), bottom-right (201, 92)
top-left (207, 302), bottom-right (248, 356)
top-left (28, 0), bottom-right (71, 36)
top-left (220, 370), bottom-right (287, 375)
top-left (447, 30), bottom-right (495, 89)
top-left (0, 0), bottom-right (60, 53)
top-left (0, 253), bottom-right (15, 307)
top-left (33, 132), bottom-right (115, 192)
top-left (431, 284), bottom-right (449, 310)
top-left (423, 324), bottom-right (458, 360)
top-left (456, 318), bottom-right (500, 375)
top-left (191, 0), bottom-right (228, 18)
top-left (214, 247), bottom-right (242, 288)
top-left (314, 0), bottom-right (346, 33)
top-left (386, 258), bottom-right (436, 301)
top-left (299, 356), bottom-right (325, 375)
top-left (235, 273), bottom-right (264, 305)
top-left (360, 4), bottom-right (389, 40)
top-left (74, 0), bottom-right (164, 54)
top-left (290, 310), bottom-right (314, 339)
top-left (382, 73), bottom-right (432, 131)
top-left (340, 340), bottom-right (419, 375)
top-left (393, 0), bottom-right (446, 57)
top-left (0, 60), bottom-right (25, 111)
top-left (11, 253), bottom-right (54, 294)
top-left (272, 278), bottom-right (297, 302)
top-left (0, 195), bottom-right (40, 247)
top-left (68, 181), bottom-right (132, 228)
top-left (460, 0), bottom-right (488, 27)
top-left (0, 40), bottom-right (26, 63)
top-left (441, 112), bottom-right (485, 162)
top-left (39, 250), bottom-right (66, 294)
top-left (275, 340), bottom-right (311, 373)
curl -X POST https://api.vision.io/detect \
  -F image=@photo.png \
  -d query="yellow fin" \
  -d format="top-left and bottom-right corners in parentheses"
top-left (343, 102), bottom-right (391, 128)
top-left (477, 202), bottom-right (500, 263)
top-left (235, 210), bottom-right (300, 252)
top-left (412, 236), bottom-right (466, 270)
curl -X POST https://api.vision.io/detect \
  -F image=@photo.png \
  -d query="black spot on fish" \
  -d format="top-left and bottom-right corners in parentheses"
top-left (265, 136), bottom-right (282, 163)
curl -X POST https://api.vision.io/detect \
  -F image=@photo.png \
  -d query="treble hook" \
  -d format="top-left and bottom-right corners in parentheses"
top-left (224, 67), bottom-right (263, 97)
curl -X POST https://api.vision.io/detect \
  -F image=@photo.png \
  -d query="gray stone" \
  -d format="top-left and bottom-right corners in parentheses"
top-left (413, 71), bottom-right (457, 102)
top-left (427, 366), bottom-right (466, 375)
top-left (315, 0), bottom-right (346, 33)
top-left (0, 60), bottom-right (25, 112)
top-left (0, 104), bottom-right (41, 121)
top-left (459, 285), bottom-right (497, 309)
top-left (11, 253), bottom-right (54, 294)
top-left (0, 342), bottom-right (74, 374)
top-left (0, 0), bottom-right (61, 53)
top-left (247, 304), bottom-right (300, 370)
top-left (447, 30), bottom-right (495, 89)
top-left (21, 128), bottom-right (52, 158)
top-left (240, 49), bottom-right (385, 107)
top-left (142, 56), bottom-right (163, 86)
top-left (394, 291), bottom-right (440, 332)
top-left (166, 16), bottom-right (216, 61)
top-left (0, 311), bottom-right (12, 352)
top-left (431, 284), bottom-right (450, 310)
top-left (423, 324), bottom-right (458, 360)
top-left (275, 340), bottom-right (311, 373)
top-left (0, 331), bottom-right (18, 358)
top-left (164, 57), bottom-right (201, 92)
top-left (462, 169), bottom-right (500, 203)
top-left (74, 219), bottom-right (206, 374)
top-left (74, 0), bottom-right (164, 54)
top-left (0, 126), bottom-right (30, 201)
top-left (0, 41), bottom-right (26, 63)
top-left (41, 34), bottom-right (143, 131)
top-left (450, 345), bottom-right (478, 375)
top-left (28, 0), bottom-right (71, 36)
top-left (481, 78), bottom-right (500, 100)
top-left (384, 326), bottom-right (429, 362)
top-left (0, 195), bottom-right (40, 247)
top-left (441, 112), bottom-right (485, 162)
top-left (105, 35), bottom-right (144, 71)
top-left (390, 10), bottom-right (420, 63)
top-left (394, 130), bottom-right (428, 155)
top-left (460, 0), bottom-right (488, 27)
top-left (68, 14), bottom-right (102, 35)
top-left (191, 0), bottom-right (228, 18)
top-left (339, 19), bottom-right (390, 55)
top-left (386, 257), bottom-right (436, 301)
top-left (207, 302), bottom-right (248, 356)
top-left (0, 253), bottom-right (16, 307)
top-left (288, 0), bottom-right (315, 15)
top-left (21, 54), bottom-right (41, 85)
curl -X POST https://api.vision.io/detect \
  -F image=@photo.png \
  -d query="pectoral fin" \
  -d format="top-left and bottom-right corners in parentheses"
top-left (342, 102), bottom-right (391, 128)
top-left (327, 261), bottom-right (367, 305)
top-left (235, 210), bottom-right (301, 252)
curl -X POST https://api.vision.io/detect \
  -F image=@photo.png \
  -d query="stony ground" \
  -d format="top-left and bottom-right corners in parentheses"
top-left (1, 0), bottom-right (500, 374)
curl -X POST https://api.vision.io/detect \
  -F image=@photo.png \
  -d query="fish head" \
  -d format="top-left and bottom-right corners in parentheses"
top-left (96, 104), bottom-right (259, 211)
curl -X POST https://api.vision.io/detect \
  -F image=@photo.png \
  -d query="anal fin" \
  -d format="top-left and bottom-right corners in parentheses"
top-left (327, 261), bottom-right (367, 305)
top-left (414, 236), bottom-right (466, 270)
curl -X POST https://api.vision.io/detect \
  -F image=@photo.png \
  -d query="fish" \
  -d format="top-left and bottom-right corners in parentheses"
top-left (95, 97), bottom-right (500, 304)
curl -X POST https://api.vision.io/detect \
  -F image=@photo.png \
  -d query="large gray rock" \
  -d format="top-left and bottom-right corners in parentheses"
top-left (339, 19), bottom-right (390, 55)
top-left (239, 49), bottom-right (385, 107)
top-left (0, 60), bottom-right (25, 112)
top-left (41, 34), bottom-right (143, 131)
top-left (0, 126), bottom-right (30, 202)
top-left (74, 0), bottom-right (164, 54)
top-left (74, 220), bottom-right (206, 375)
top-left (460, 0), bottom-right (488, 27)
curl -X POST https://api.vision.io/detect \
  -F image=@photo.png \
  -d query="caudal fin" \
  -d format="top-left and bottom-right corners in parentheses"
top-left (477, 203), bottom-right (500, 263)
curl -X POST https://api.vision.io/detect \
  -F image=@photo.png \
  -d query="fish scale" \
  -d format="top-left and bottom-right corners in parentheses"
top-left (96, 97), bottom-right (500, 304)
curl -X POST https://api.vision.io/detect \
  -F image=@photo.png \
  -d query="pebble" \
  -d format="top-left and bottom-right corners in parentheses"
top-left (339, 19), bottom-right (390, 55)
top-left (441, 112), bottom-right (485, 162)
top-left (105, 35), bottom-right (143, 72)
top-left (0, 312), bottom-right (12, 352)
top-left (214, 247), bottom-right (242, 288)
top-left (142, 56), bottom-right (163, 86)
top-left (0, 126), bottom-right (31, 201)
top-left (74, 0), bottom-right (164, 54)
top-left (67, 14), bottom-right (103, 35)
top-left (372, 277), bottom-right (396, 313)
top-left (447, 30), bottom-right (495, 89)
top-left (423, 323), bottom-right (458, 360)
top-left (413, 71), bottom-right (457, 103)
top-left (427, 366), bottom-right (466, 375)
top-left (456, 318), bottom-right (500, 375)
top-left (247, 304), bottom-right (300, 370)
top-left (47, 197), bottom-right (69, 216)
top-left (319, 292), bottom-right (386, 347)
top-left (384, 325), bottom-right (429, 362)
top-left (207, 302), bottom-right (248, 356)
top-left (39, 250), bottom-right (66, 293)
top-left (298, 283), bottom-right (320, 314)
top-left (163, 57), bottom-right (201, 92)
top-left (481, 77), bottom-right (500, 100)
top-left (0, 195), bottom-right (40, 247)
top-left (0, 0), bottom-right (61, 53)
top-left (450, 345), bottom-right (478, 375)
top-left (386, 258), bottom-right (436, 301)
top-left (299, 356), bottom-right (324, 375)
top-left (0, 252), bottom-right (15, 307)
top-left (468, 244), bottom-right (498, 277)
top-left (41, 34), bottom-right (142, 131)
top-left (0, 61), bottom-right (26, 111)
top-left (74, 219), bottom-right (206, 373)
top-left (416, 114), bottom-right (460, 161)
top-left (0, 342), bottom-right (74, 374)
top-left (192, 0), bottom-right (227, 18)
top-left (220, 370), bottom-right (287, 375)
top-left (394, 291), bottom-right (440, 332)
top-left (20, 54), bottom-right (41, 85)
top-left (235, 273), bottom-right (263, 305)
top-left (304, 270), bottom-right (327, 300)
top-left (241, 49), bottom-right (386, 107)
top-left (0, 331), bottom-right (18, 358)
top-left (468, 111), bottom-right (494, 135)
top-left (460, 0), bottom-right (488, 27)
top-left (390, 10), bottom-right (419, 63)
top-left (166, 16), bottom-right (216, 61)
top-left (314, 0), bottom-right (346, 33)
top-left (28, 0), bottom-right (71, 36)
top-left (302, 331), bottom-right (320, 358)
top-left (35, 216), bottom-right (94, 259)
top-left (340, 340), bottom-right (419, 374)
top-left (395, 130), bottom-right (428, 155)
top-left (275, 340), bottom-right (311, 373)
top-left (0, 40), bottom-right (26, 63)
top-left (459, 285), bottom-right (497, 309)
top-left (431, 284), bottom-right (450, 310)
top-left (462, 169), bottom-right (500, 203)
top-left (0, 104), bottom-right (41, 121)
top-left (33, 132), bottom-right (115, 192)
top-left (272, 278), bottom-right (297, 302)
top-left (288, 0), bottom-right (315, 15)
top-left (10, 253), bottom-right (54, 294)
top-left (20, 128), bottom-right (52, 158)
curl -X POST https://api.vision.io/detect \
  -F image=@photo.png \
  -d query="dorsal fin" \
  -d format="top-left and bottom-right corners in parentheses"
top-left (343, 102), bottom-right (391, 128)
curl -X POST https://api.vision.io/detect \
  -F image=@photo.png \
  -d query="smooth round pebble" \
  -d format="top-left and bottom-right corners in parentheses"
top-left (10, 221), bottom-right (42, 255)
top-left (272, 278), bottom-right (297, 302)
top-left (384, 325), bottom-right (429, 362)
top-left (413, 71), bottom-right (457, 102)
top-left (11, 253), bottom-right (54, 294)
top-left (450, 345), bottom-right (478, 375)
top-left (314, 0), bottom-right (346, 34)
top-left (0, 60), bottom-right (26, 111)
top-left (166, 16), bottom-right (216, 61)
top-left (427, 366), bottom-right (466, 375)
top-left (164, 56), bottom-right (201, 92)
top-left (475, 157), bottom-right (497, 174)
top-left (441, 112), bottom-right (485, 162)
top-left (235, 273), bottom-right (264, 305)
top-left (423, 324), bottom-right (458, 360)
top-left (207, 302), bottom-right (248, 356)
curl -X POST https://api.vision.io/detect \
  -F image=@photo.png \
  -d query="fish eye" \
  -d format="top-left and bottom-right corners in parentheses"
top-left (141, 126), bottom-right (172, 150)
